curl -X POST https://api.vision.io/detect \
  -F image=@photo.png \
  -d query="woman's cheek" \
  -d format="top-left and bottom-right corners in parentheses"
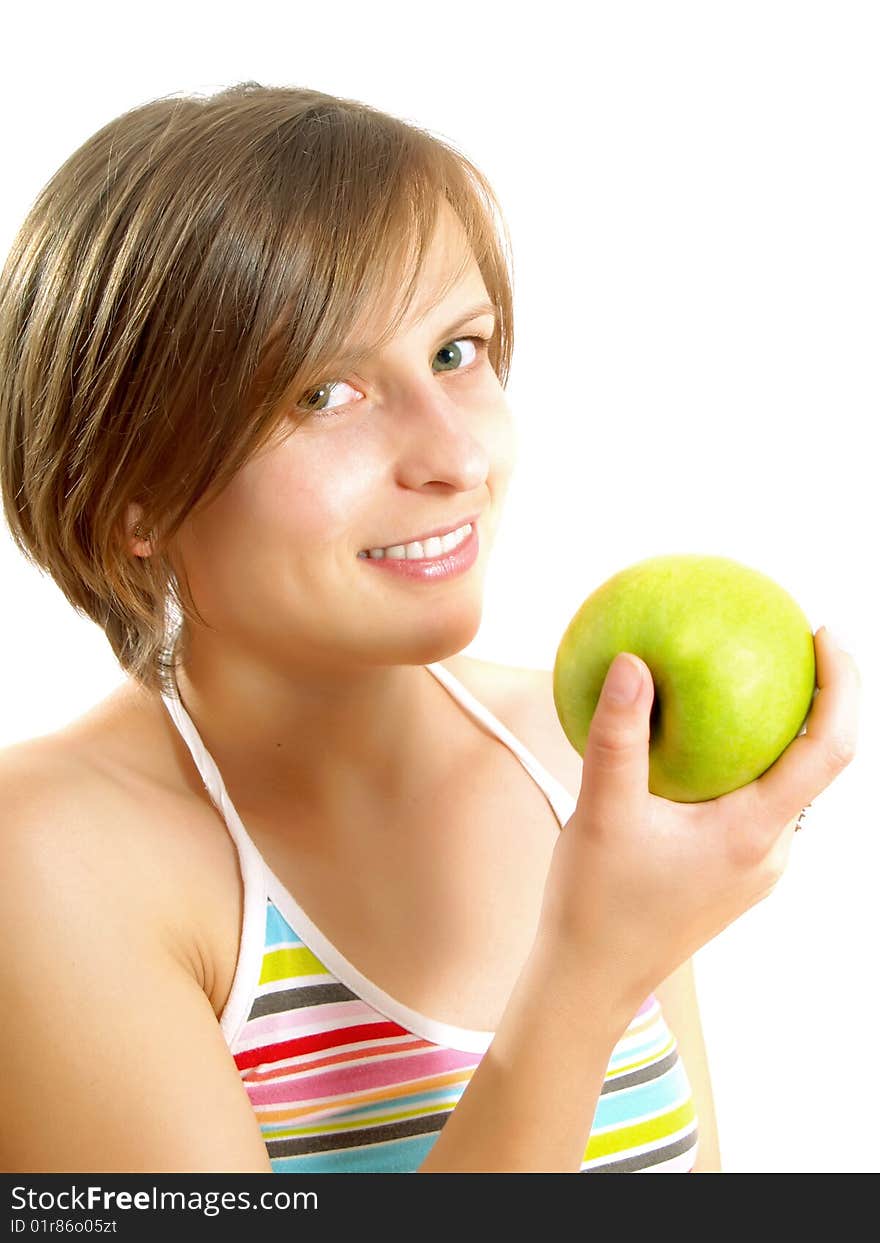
top-left (489, 401), bottom-right (518, 494)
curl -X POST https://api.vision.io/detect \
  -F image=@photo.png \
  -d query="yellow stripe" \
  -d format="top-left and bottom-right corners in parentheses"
top-left (262, 1090), bottom-right (696, 1155)
top-left (263, 1094), bottom-right (464, 1139)
top-left (605, 1032), bottom-right (676, 1080)
top-left (259, 944), bottom-right (331, 984)
top-left (583, 1099), bottom-right (697, 1161)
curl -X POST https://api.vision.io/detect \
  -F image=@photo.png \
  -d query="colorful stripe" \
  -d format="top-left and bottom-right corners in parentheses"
top-left (230, 899), bottom-right (699, 1173)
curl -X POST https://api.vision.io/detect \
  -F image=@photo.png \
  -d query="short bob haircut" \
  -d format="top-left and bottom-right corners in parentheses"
top-left (0, 81), bottom-right (515, 699)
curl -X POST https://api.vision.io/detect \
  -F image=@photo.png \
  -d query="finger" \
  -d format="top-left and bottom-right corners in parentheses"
top-left (579, 652), bottom-right (654, 832)
top-left (745, 626), bottom-right (860, 834)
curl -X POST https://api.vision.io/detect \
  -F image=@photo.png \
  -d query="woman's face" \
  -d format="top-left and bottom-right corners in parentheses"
top-left (169, 206), bottom-right (517, 678)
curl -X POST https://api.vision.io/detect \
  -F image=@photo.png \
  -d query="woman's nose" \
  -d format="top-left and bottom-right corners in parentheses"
top-left (390, 384), bottom-right (490, 492)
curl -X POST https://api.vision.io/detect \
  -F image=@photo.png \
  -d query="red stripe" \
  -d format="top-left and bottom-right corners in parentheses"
top-left (242, 1036), bottom-right (434, 1082)
top-left (233, 1019), bottom-right (407, 1070)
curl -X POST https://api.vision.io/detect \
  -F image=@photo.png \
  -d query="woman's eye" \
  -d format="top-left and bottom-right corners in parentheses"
top-left (300, 378), bottom-right (361, 418)
top-left (299, 335), bottom-right (491, 419)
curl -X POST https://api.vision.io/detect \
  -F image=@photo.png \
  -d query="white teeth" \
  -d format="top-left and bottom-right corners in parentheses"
top-left (362, 522), bottom-right (472, 560)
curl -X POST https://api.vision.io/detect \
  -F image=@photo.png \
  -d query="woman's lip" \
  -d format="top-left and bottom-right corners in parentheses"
top-left (359, 512), bottom-right (481, 555)
top-left (357, 520), bottom-right (479, 580)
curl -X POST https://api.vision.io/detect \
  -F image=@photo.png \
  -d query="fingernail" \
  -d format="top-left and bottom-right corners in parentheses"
top-left (603, 653), bottom-right (643, 704)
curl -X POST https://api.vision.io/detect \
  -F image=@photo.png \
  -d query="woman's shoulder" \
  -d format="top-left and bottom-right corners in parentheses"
top-left (440, 654), bottom-right (583, 802)
top-left (0, 688), bottom-right (219, 992)
top-left (0, 722), bottom-right (140, 862)
top-left (0, 677), bottom-right (209, 832)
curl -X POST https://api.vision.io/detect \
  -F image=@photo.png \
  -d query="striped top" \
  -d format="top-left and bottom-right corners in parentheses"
top-left (160, 661), bottom-right (699, 1173)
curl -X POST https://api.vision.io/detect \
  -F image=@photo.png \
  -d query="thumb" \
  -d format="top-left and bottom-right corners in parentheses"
top-left (579, 652), bottom-right (654, 831)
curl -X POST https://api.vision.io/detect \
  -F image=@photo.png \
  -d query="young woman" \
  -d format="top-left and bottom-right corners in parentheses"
top-left (0, 83), bottom-right (860, 1174)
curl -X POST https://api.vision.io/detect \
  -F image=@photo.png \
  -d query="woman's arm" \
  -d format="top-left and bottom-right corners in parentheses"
top-left (506, 664), bottom-right (723, 1172)
top-left (420, 938), bottom-right (634, 1172)
top-left (0, 749), bottom-right (274, 1174)
top-left (653, 957), bottom-right (722, 1171)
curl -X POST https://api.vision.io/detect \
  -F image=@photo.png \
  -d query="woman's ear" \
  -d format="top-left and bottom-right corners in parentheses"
top-left (125, 501), bottom-right (153, 557)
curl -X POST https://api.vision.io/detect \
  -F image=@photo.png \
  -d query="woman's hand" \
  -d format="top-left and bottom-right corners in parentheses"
top-left (535, 626), bottom-right (861, 1013)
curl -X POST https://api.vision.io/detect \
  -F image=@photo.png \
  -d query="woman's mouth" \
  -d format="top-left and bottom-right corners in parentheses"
top-left (356, 520), bottom-right (479, 581)
top-left (357, 520), bottom-right (473, 561)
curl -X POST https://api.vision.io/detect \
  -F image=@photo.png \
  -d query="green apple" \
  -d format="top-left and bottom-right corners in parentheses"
top-left (553, 554), bottom-right (817, 802)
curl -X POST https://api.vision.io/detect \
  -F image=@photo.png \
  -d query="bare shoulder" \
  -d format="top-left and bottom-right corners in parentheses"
top-left (0, 733), bottom-right (181, 961)
top-left (0, 740), bottom-right (271, 1172)
top-left (0, 733), bottom-right (121, 859)
top-left (440, 654), bottom-right (582, 802)
top-left (0, 728), bottom-right (209, 989)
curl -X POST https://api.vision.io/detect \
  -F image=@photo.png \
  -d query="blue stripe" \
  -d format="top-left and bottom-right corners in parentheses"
top-left (336, 1085), bottom-right (465, 1121)
top-left (265, 901), bottom-right (303, 947)
top-left (607, 1027), bottom-right (670, 1070)
top-left (592, 1059), bottom-right (692, 1129)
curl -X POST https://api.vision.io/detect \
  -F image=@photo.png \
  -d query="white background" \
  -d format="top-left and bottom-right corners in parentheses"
top-left (1, 1), bottom-right (877, 1173)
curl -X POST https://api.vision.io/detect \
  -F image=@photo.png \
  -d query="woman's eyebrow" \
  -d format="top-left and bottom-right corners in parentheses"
top-left (433, 300), bottom-right (499, 333)
top-left (339, 300), bottom-right (498, 367)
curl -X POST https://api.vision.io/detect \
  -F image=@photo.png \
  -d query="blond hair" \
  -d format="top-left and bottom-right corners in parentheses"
top-left (0, 81), bottom-right (515, 698)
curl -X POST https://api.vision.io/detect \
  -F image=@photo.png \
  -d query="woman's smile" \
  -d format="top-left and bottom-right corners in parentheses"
top-left (356, 519), bottom-right (480, 581)
top-left (357, 513), bottom-right (480, 559)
